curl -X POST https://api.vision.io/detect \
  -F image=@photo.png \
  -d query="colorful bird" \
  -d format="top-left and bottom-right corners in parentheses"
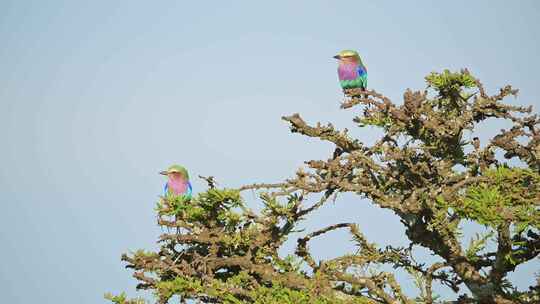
top-left (160, 164), bottom-right (192, 199)
top-left (333, 50), bottom-right (367, 91)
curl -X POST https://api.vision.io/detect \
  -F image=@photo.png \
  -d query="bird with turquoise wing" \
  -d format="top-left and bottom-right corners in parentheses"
top-left (334, 50), bottom-right (367, 91)
top-left (160, 164), bottom-right (192, 199)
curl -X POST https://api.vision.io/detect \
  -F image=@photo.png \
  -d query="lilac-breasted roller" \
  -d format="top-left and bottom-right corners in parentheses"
top-left (334, 50), bottom-right (367, 90)
top-left (160, 164), bottom-right (192, 199)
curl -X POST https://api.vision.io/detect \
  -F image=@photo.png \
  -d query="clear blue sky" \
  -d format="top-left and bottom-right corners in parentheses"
top-left (1, 1), bottom-right (539, 303)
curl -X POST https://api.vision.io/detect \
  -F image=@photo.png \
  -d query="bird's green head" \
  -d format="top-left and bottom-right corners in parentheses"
top-left (333, 50), bottom-right (361, 63)
top-left (160, 164), bottom-right (189, 180)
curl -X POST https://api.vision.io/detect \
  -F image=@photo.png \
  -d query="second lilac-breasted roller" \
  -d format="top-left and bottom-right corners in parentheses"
top-left (160, 164), bottom-right (192, 199)
top-left (334, 50), bottom-right (367, 90)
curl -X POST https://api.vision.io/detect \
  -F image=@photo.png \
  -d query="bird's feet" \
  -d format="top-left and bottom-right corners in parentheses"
top-left (343, 88), bottom-right (366, 98)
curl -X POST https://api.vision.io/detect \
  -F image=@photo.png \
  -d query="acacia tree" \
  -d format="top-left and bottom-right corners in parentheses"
top-left (107, 70), bottom-right (540, 304)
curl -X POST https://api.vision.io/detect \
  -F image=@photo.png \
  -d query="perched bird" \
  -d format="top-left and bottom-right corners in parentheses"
top-left (334, 50), bottom-right (368, 91)
top-left (160, 164), bottom-right (192, 199)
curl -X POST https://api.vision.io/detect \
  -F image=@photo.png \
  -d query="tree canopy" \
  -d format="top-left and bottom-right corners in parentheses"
top-left (107, 70), bottom-right (539, 304)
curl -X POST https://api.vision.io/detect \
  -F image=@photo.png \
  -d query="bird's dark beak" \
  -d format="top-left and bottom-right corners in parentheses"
top-left (333, 55), bottom-right (340, 59)
top-left (159, 171), bottom-right (168, 175)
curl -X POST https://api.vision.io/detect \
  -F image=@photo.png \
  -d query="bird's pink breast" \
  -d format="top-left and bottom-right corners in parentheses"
top-left (168, 177), bottom-right (188, 195)
top-left (338, 63), bottom-right (359, 80)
